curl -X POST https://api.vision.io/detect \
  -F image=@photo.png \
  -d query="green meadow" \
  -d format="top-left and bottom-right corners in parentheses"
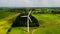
top-left (32, 14), bottom-right (60, 34)
top-left (0, 8), bottom-right (60, 34)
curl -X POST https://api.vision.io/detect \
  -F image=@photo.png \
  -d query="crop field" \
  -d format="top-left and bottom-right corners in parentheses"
top-left (0, 8), bottom-right (60, 34)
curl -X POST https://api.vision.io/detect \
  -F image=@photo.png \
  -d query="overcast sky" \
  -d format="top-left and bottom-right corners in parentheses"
top-left (0, 0), bottom-right (60, 7)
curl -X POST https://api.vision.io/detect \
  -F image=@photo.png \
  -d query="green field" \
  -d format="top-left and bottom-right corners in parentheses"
top-left (32, 14), bottom-right (60, 34)
top-left (0, 11), bottom-right (60, 34)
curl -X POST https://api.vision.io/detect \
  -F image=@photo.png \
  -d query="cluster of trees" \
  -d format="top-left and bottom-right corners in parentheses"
top-left (0, 8), bottom-right (60, 14)
top-left (32, 8), bottom-right (60, 14)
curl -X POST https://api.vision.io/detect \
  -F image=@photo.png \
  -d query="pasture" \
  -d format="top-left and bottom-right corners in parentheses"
top-left (0, 11), bottom-right (60, 34)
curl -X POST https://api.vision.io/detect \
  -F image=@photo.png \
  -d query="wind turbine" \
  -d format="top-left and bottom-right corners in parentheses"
top-left (20, 10), bottom-right (32, 32)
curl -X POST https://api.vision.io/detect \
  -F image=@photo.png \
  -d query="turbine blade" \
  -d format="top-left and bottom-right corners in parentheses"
top-left (28, 11), bottom-right (32, 16)
top-left (28, 17), bottom-right (32, 22)
top-left (20, 16), bottom-right (27, 17)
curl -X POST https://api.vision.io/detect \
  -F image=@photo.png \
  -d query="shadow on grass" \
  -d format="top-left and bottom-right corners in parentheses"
top-left (7, 14), bottom-right (39, 34)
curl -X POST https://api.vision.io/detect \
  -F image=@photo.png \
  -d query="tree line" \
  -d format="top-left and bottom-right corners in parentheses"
top-left (0, 8), bottom-right (60, 14)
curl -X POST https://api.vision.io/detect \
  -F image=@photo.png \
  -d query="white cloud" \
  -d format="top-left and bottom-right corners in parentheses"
top-left (38, 0), bottom-right (51, 7)
top-left (0, 0), bottom-right (60, 7)
top-left (0, 0), bottom-right (34, 7)
top-left (53, 0), bottom-right (60, 7)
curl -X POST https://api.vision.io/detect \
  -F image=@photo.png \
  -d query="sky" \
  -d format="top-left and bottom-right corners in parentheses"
top-left (0, 0), bottom-right (60, 7)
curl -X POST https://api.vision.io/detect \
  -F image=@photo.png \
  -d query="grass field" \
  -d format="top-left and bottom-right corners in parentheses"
top-left (32, 14), bottom-right (60, 34)
top-left (0, 11), bottom-right (60, 34)
top-left (0, 11), bottom-right (20, 34)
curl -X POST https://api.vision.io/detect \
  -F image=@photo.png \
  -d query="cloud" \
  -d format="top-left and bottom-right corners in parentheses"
top-left (0, 0), bottom-right (60, 7)
top-left (38, 0), bottom-right (52, 7)
top-left (0, 0), bottom-right (34, 7)
top-left (53, 0), bottom-right (60, 7)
